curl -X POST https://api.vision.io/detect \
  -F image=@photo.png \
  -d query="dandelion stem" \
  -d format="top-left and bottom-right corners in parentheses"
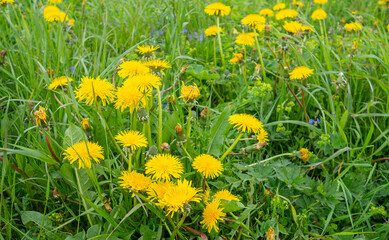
top-left (185, 108), bottom-right (192, 148)
top-left (180, 143), bottom-right (193, 161)
top-left (213, 37), bottom-right (217, 66)
top-left (254, 29), bottom-right (266, 80)
top-left (75, 169), bottom-right (94, 226)
top-left (219, 133), bottom-right (242, 162)
top-left (300, 79), bottom-right (310, 122)
top-left (128, 153), bottom-right (133, 172)
top-left (216, 16), bottom-right (225, 69)
top-left (157, 87), bottom-right (163, 151)
top-left (242, 153), bottom-right (294, 171)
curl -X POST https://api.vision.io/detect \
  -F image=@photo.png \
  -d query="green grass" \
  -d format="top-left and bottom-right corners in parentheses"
top-left (1, 0), bottom-right (389, 239)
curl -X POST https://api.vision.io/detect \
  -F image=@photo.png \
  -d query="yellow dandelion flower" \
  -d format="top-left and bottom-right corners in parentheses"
top-left (193, 154), bottom-right (223, 179)
top-left (145, 154), bottom-right (183, 181)
top-left (63, 141), bottom-right (104, 169)
top-left (147, 181), bottom-right (174, 203)
top-left (117, 60), bottom-right (150, 79)
top-left (81, 118), bottom-right (91, 130)
top-left (214, 189), bottom-right (240, 201)
top-left (267, 227), bottom-right (276, 240)
top-left (241, 14), bottom-right (266, 29)
top-left (123, 73), bottom-right (161, 93)
top-left (299, 148), bottom-right (310, 162)
top-left (115, 85), bottom-right (147, 113)
top-left (48, 0), bottom-right (63, 3)
top-left (145, 59), bottom-right (172, 75)
top-left (292, 1), bottom-right (304, 7)
top-left (204, 2), bottom-right (231, 16)
top-left (136, 45), bottom-right (159, 55)
top-left (75, 76), bottom-right (115, 106)
top-left (387, 23), bottom-right (389, 31)
top-left (289, 66), bottom-right (314, 80)
top-left (118, 170), bottom-right (152, 195)
top-left (229, 113), bottom-right (264, 134)
top-left (344, 22), bottom-right (362, 32)
top-left (158, 179), bottom-right (201, 217)
top-left (257, 129), bottom-right (269, 143)
top-left (204, 25), bottom-right (223, 36)
top-left (301, 25), bottom-right (314, 32)
top-left (48, 76), bottom-right (74, 90)
top-left (180, 81), bottom-right (200, 101)
top-left (260, 8), bottom-right (274, 17)
top-left (43, 6), bottom-right (67, 22)
top-left (273, 3), bottom-right (286, 11)
top-left (314, 0), bottom-right (328, 5)
top-left (34, 106), bottom-right (48, 126)
top-left (311, 9), bottom-right (327, 21)
top-left (201, 198), bottom-right (226, 233)
top-left (115, 130), bottom-right (148, 152)
top-left (0, 0), bottom-right (14, 5)
top-left (229, 53), bottom-right (243, 64)
top-left (276, 9), bottom-right (298, 20)
top-left (283, 21), bottom-right (303, 34)
top-left (235, 32), bottom-right (258, 46)
top-left (379, 1), bottom-right (387, 5)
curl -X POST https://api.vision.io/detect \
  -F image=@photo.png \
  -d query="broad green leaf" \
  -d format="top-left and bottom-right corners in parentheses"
top-left (21, 211), bottom-right (52, 228)
top-left (63, 124), bottom-right (86, 149)
top-left (207, 108), bottom-right (231, 156)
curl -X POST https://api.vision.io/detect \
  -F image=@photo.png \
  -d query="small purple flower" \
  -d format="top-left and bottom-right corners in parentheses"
top-left (199, 34), bottom-right (204, 41)
top-left (183, 29), bottom-right (188, 33)
top-left (189, 34), bottom-right (193, 41)
top-left (317, 118), bottom-right (321, 124)
top-left (70, 66), bottom-right (75, 74)
top-left (308, 119), bottom-right (315, 124)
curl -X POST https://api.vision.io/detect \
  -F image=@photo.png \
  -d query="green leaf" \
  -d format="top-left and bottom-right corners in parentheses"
top-left (185, 64), bottom-right (220, 80)
top-left (63, 124), bottom-right (86, 149)
top-left (5, 146), bottom-right (59, 165)
top-left (65, 231), bottom-right (85, 240)
top-left (21, 211), bottom-right (52, 228)
top-left (220, 200), bottom-right (245, 213)
top-left (207, 108), bottom-right (231, 156)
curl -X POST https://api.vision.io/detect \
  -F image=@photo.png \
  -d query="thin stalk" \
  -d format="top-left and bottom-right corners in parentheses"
top-left (180, 143), bottom-right (193, 161)
top-left (216, 16), bottom-right (225, 68)
top-left (202, 176), bottom-right (206, 193)
top-left (254, 29), bottom-right (266, 80)
top-left (242, 153), bottom-right (293, 171)
top-left (128, 153), bottom-right (133, 172)
top-left (300, 79), bottom-right (310, 122)
top-left (157, 87), bottom-right (163, 150)
top-left (219, 133), bottom-right (242, 162)
top-left (75, 169), bottom-right (94, 226)
top-left (185, 108), bottom-right (192, 148)
top-left (213, 37), bottom-right (217, 66)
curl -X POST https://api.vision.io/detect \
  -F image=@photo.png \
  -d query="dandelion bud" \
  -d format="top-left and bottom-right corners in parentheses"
top-left (47, 67), bottom-right (54, 78)
top-left (175, 123), bottom-right (186, 143)
top-left (267, 227), bottom-right (275, 240)
top-left (0, 50), bottom-right (6, 57)
top-left (298, 148), bottom-right (310, 162)
top-left (180, 64), bottom-right (189, 74)
top-left (146, 145), bottom-right (159, 159)
top-left (373, 20), bottom-right (379, 27)
top-left (200, 106), bottom-right (211, 119)
top-left (34, 106), bottom-right (48, 127)
top-left (81, 118), bottom-right (91, 130)
top-left (82, 0), bottom-right (87, 6)
top-left (265, 23), bottom-right (271, 33)
top-left (340, 17), bottom-right (345, 25)
top-left (137, 107), bottom-right (149, 123)
top-left (119, 57), bottom-right (127, 63)
top-left (161, 142), bottom-right (170, 151)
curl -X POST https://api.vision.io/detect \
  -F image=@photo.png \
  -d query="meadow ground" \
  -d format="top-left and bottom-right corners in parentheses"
top-left (0, 0), bottom-right (389, 239)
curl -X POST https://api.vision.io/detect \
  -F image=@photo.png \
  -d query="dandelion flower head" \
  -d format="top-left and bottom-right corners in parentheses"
top-left (118, 171), bottom-right (152, 195)
top-left (214, 189), bottom-right (240, 201)
top-left (260, 8), bottom-right (274, 17)
top-left (205, 25), bottom-right (223, 36)
top-left (34, 106), bottom-right (48, 126)
top-left (75, 76), bottom-right (115, 106)
top-left (48, 76), bottom-right (74, 90)
top-left (229, 113), bottom-right (264, 134)
top-left (241, 14), bottom-right (266, 29)
top-left (289, 66), bottom-right (314, 80)
top-left (180, 81), bottom-right (200, 101)
top-left (235, 32), bottom-right (258, 46)
top-left (193, 154), bottom-right (223, 179)
top-left (63, 141), bottom-right (104, 169)
top-left (204, 2), bottom-right (231, 16)
top-left (117, 60), bottom-right (150, 79)
top-left (115, 130), bottom-right (148, 152)
top-left (201, 198), bottom-right (226, 233)
top-left (311, 9), bottom-right (327, 20)
top-left (145, 154), bottom-right (184, 181)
